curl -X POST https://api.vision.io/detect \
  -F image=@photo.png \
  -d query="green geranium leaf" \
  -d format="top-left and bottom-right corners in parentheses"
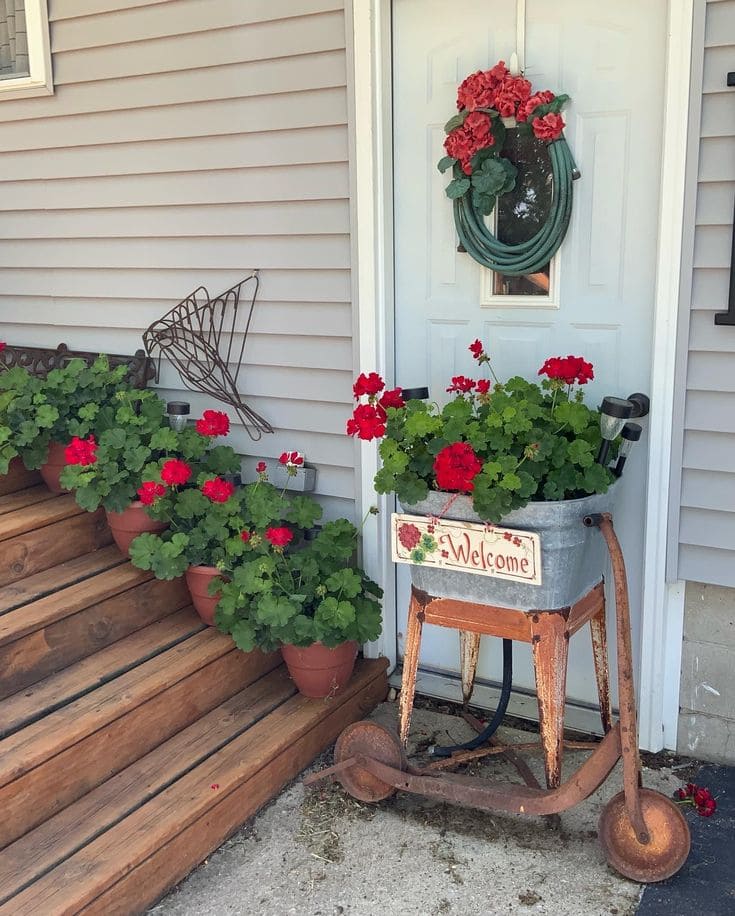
top-left (437, 155), bottom-right (456, 173)
top-left (445, 177), bottom-right (471, 199)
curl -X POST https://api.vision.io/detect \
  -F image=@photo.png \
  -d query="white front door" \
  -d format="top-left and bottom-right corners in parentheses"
top-left (392, 0), bottom-right (667, 716)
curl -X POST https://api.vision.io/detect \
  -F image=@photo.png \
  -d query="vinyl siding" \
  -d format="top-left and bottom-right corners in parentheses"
top-left (673, 0), bottom-right (735, 586)
top-left (0, 0), bottom-right (356, 520)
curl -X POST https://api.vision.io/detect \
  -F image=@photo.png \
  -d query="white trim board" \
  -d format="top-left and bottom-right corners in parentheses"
top-left (350, 0), bottom-right (692, 751)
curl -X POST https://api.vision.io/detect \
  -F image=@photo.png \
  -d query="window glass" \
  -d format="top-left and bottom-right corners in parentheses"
top-left (492, 129), bottom-right (553, 297)
top-left (0, 1), bottom-right (29, 80)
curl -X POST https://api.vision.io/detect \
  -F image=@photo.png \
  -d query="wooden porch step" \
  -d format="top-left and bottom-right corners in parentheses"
top-left (0, 495), bottom-right (112, 585)
top-left (0, 544), bottom-right (124, 616)
top-left (0, 658), bottom-right (389, 916)
top-left (0, 484), bottom-right (58, 517)
top-left (0, 459), bottom-right (41, 497)
top-left (0, 606), bottom-right (205, 738)
top-left (0, 565), bottom-right (190, 701)
top-left (0, 626), bottom-right (280, 849)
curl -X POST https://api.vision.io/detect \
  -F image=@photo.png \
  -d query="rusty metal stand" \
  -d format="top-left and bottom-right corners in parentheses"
top-left (306, 513), bottom-right (692, 883)
top-left (398, 580), bottom-right (609, 789)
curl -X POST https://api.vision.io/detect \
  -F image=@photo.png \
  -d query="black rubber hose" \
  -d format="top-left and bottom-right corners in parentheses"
top-left (428, 637), bottom-right (513, 758)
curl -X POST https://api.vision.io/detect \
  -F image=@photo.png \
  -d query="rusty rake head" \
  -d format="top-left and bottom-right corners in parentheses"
top-left (143, 272), bottom-right (273, 440)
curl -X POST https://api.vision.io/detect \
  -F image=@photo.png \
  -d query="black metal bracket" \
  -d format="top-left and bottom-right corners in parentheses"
top-left (714, 73), bottom-right (735, 326)
top-left (0, 343), bottom-right (155, 388)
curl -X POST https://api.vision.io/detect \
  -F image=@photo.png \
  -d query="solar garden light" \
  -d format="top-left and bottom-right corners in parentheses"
top-left (166, 400), bottom-right (190, 431)
top-left (597, 392), bottom-right (650, 466)
top-left (613, 423), bottom-right (642, 478)
top-left (401, 386), bottom-right (430, 400)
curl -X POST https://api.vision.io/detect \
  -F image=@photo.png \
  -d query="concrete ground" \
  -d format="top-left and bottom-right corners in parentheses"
top-left (150, 700), bottom-right (691, 916)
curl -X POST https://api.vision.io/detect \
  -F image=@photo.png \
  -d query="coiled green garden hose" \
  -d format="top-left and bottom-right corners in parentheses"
top-left (453, 138), bottom-right (578, 276)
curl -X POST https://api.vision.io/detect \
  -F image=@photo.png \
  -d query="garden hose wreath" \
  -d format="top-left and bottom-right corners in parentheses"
top-left (438, 61), bottom-right (578, 276)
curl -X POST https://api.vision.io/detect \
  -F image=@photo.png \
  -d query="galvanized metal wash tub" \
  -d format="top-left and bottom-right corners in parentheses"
top-left (402, 483), bottom-right (617, 610)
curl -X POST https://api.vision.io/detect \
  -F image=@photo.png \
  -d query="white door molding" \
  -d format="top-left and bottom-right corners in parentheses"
top-left (349, 0), bottom-right (693, 750)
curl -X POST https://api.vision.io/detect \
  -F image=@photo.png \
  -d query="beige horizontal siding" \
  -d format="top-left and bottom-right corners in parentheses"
top-left (0, 0), bottom-right (358, 517)
top-left (673, 0), bottom-right (735, 586)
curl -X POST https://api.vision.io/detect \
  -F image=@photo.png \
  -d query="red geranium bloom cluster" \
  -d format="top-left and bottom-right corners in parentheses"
top-left (444, 111), bottom-right (495, 176)
top-left (161, 458), bottom-right (192, 486)
top-left (456, 61), bottom-right (520, 112)
top-left (240, 530), bottom-right (251, 543)
top-left (475, 379), bottom-right (491, 395)
top-left (517, 90), bottom-right (555, 123)
top-left (195, 409), bottom-right (230, 437)
top-left (469, 339), bottom-right (485, 360)
top-left (397, 523), bottom-right (422, 551)
top-left (347, 373), bottom-right (405, 442)
top-left (279, 451), bottom-right (304, 468)
top-left (446, 375), bottom-right (476, 394)
top-left (538, 355), bottom-right (594, 386)
top-left (64, 435), bottom-right (98, 466)
top-left (433, 442), bottom-right (483, 493)
top-left (531, 111), bottom-right (565, 141)
top-left (201, 477), bottom-right (235, 503)
top-left (255, 461), bottom-right (267, 474)
top-left (137, 481), bottom-right (166, 506)
top-left (265, 526), bottom-right (293, 548)
top-left (675, 783), bottom-right (717, 817)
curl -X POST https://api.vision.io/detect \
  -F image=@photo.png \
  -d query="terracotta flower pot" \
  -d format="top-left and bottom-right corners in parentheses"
top-left (105, 501), bottom-right (168, 556)
top-left (281, 640), bottom-right (359, 699)
top-left (185, 565), bottom-right (224, 627)
top-left (39, 441), bottom-right (69, 494)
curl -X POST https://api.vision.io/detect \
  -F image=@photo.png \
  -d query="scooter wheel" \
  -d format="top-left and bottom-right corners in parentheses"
top-left (598, 788), bottom-right (691, 883)
top-left (333, 721), bottom-right (403, 803)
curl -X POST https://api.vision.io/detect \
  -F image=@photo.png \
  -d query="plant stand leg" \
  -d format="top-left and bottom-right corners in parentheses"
top-left (530, 611), bottom-right (569, 790)
top-left (459, 630), bottom-right (481, 707)
top-left (399, 590), bottom-right (424, 748)
top-left (590, 603), bottom-right (613, 735)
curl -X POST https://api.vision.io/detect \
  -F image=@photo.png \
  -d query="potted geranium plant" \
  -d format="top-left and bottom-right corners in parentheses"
top-left (60, 396), bottom-right (240, 554)
top-left (215, 514), bottom-right (383, 698)
top-left (0, 355), bottom-right (131, 492)
top-left (347, 340), bottom-right (626, 609)
top-left (128, 457), bottom-right (322, 625)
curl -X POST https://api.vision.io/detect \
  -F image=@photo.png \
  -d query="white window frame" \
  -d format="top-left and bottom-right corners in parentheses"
top-left (0, 0), bottom-right (53, 100)
top-left (480, 253), bottom-right (560, 309)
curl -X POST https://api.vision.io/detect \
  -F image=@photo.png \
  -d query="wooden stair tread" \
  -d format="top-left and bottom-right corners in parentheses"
top-left (0, 658), bottom-right (388, 916)
top-left (0, 667), bottom-right (298, 905)
top-left (0, 608), bottom-right (206, 738)
top-left (0, 493), bottom-right (83, 542)
top-left (0, 626), bottom-right (239, 789)
top-left (0, 546), bottom-right (124, 617)
top-left (0, 557), bottom-right (150, 645)
top-left (0, 461), bottom-right (41, 497)
top-left (0, 485), bottom-right (58, 518)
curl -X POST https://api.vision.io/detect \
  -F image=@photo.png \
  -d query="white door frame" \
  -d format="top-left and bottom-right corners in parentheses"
top-left (347, 0), bottom-right (694, 752)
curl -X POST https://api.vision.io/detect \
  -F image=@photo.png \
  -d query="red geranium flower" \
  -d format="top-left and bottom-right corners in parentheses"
top-left (446, 375), bottom-right (476, 394)
top-left (475, 379), bottom-right (491, 395)
top-left (674, 782), bottom-right (717, 817)
top-left (255, 461), bottom-right (267, 473)
top-left (265, 526), bottom-right (293, 548)
top-left (161, 458), bottom-right (192, 487)
top-left (64, 435), bottom-right (98, 466)
top-left (538, 355), bottom-right (594, 386)
top-left (279, 451), bottom-right (304, 467)
top-left (137, 481), bottom-right (166, 506)
top-left (201, 477), bottom-right (235, 503)
top-left (433, 442), bottom-right (483, 493)
top-left (379, 387), bottom-right (405, 410)
top-left (397, 523), bottom-right (422, 551)
top-left (532, 112), bottom-right (565, 141)
top-left (195, 409), bottom-right (230, 437)
top-left (517, 90), bottom-right (555, 123)
top-left (469, 339), bottom-right (484, 360)
top-left (346, 403), bottom-right (387, 441)
top-left (240, 530), bottom-right (251, 543)
top-left (353, 372), bottom-right (385, 398)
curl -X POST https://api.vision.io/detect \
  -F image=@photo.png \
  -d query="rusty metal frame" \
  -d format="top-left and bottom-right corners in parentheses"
top-left (0, 343), bottom-right (154, 388)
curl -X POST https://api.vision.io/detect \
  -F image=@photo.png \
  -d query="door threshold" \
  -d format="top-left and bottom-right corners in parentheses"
top-left (390, 665), bottom-right (609, 737)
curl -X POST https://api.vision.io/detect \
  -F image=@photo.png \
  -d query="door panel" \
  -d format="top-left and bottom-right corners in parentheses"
top-left (393, 0), bottom-right (666, 708)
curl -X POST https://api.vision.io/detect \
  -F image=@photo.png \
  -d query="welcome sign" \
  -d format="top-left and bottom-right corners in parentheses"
top-left (391, 513), bottom-right (542, 586)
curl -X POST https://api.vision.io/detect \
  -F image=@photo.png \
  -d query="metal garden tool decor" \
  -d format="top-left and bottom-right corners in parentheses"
top-left (143, 272), bottom-right (273, 441)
